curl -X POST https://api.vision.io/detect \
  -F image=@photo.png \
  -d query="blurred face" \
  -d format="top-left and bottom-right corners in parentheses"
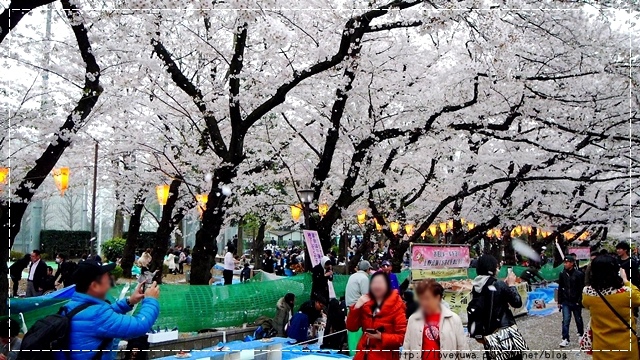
top-left (382, 264), bottom-right (391, 273)
top-left (30, 252), bottom-right (40, 262)
top-left (370, 275), bottom-right (389, 300)
top-left (616, 248), bottom-right (626, 257)
top-left (87, 273), bottom-right (112, 300)
top-left (418, 290), bottom-right (442, 315)
top-left (314, 301), bottom-right (324, 311)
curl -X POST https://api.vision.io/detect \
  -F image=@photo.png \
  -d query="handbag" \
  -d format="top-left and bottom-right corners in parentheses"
top-left (595, 289), bottom-right (640, 352)
top-left (481, 282), bottom-right (528, 360)
top-left (484, 325), bottom-right (528, 360)
top-left (579, 320), bottom-right (592, 354)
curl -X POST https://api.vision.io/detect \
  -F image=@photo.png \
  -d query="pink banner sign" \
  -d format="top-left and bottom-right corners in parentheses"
top-left (303, 230), bottom-right (325, 267)
top-left (569, 247), bottom-right (590, 260)
top-left (411, 245), bottom-right (470, 270)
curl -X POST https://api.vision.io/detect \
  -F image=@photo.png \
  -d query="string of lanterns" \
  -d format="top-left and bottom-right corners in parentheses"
top-left (286, 202), bottom-right (589, 242)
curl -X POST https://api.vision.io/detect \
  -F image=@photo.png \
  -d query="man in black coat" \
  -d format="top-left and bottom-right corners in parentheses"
top-left (616, 241), bottom-right (640, 286)
top-left (311, 257), bottom-right (333, 302)
top-left (9, 254), bottom-right (30, 297)
top-left (26, 250), bottom-right (48, 297)
top-left (54, 253), bottom-right (77, 287)
top-left (558, 255), bottom-right (585, 347)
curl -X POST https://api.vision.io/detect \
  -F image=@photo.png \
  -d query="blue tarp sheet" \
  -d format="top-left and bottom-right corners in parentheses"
top-left (526, 284), bottom-right (557, 317)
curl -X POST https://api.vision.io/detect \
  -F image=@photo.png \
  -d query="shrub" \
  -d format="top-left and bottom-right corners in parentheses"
top-left (10, 251), bottom-right (24, 261)
top-left (101, 238), bottom-right (127, 263)
top-left (111, 266), bottom-right (124, 280)
top-left (40, 230), bottom-right (91, 258)
top-left (122, 232), bottom-right (157, 251)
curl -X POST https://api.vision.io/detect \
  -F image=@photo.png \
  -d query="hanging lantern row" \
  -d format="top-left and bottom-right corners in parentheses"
top-left (289, 202), bottom-right (331, 222)
top-left (284, 201), bottom-right (590, 242)
top-left (563, 231), bottom-right (590, 241)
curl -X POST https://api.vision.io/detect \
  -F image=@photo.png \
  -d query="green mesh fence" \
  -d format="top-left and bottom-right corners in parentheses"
top-left (13, 272), bottom-right (410, 333)
top-left (13, 266), bottom-right (563, 333)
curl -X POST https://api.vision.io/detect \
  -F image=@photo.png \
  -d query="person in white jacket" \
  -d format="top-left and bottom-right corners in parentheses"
top-left (402, 279), bottom-right (469, 360)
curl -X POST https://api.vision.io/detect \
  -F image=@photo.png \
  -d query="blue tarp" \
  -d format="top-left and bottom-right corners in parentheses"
top-left (526, 284), bottom-right (557, 317)
top-left (44, 285), bottom-right (76, 299)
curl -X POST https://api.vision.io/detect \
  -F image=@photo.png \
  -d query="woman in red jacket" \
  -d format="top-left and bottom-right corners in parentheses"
top-left (346, 271), bottom-right (407, 360)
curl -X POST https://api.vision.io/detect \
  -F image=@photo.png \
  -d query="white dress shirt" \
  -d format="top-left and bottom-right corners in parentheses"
top-left (28, 259), bottom-right (40, 281)
top-left (224, 252), bottom-right (235, 271)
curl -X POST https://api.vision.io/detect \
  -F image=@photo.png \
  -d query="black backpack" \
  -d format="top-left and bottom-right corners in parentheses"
top-left (467, 277), bottom-right (496, 339)
top-left (18, 303), bottom-right (110, 360)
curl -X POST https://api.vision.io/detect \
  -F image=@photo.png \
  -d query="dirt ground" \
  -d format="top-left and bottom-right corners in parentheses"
top-left (467, 310), bottom-right (593, 359)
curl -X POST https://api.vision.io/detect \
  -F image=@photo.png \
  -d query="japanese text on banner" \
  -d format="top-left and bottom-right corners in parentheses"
top-left (569, 247), bottom-right (590, 260)
top-left (411, 245), bottom-right (470, 270)
top-left (303, 230), bottom-right (325, 267)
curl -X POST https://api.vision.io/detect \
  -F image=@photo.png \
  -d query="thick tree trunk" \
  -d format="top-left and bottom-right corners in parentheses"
top-left (0, 246), bottom-right (8, 315)
top-left (236, 217), bottom-right (244, 256)
top-left (175, 220), bottom-right (184, 248)
top-left (553, 232), bottom-right (566, 267)
top-left (121, 202), bottom-right (144, 278)
top-left (503, 230), bottom-right (516, 265)
top-left (150, 179), bottom-right (183, 283)
top-left (252, 222), bottom-right (266, 270)
top-left (349, 230), bottom-right (373, 274)
top-left (113, 209), bottom-right (125, 239)
top-left (190, 164), bottom-right (237, 284)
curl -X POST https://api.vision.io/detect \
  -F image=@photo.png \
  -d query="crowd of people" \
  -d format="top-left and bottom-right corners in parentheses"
top-left (8, 250), bottom-right (82, 298)
top-left (6, 240), bottom-right (640, 360)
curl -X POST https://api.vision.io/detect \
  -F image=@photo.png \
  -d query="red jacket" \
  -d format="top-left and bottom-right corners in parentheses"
top-left (346, 291), bottom-right (407, 360)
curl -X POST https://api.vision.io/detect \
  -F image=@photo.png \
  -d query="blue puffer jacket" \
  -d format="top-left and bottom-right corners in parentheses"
top-left (54, 292), bottom-right (160, 360)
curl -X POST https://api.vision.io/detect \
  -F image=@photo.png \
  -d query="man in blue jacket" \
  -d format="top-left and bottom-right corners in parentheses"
top-left (56, 260), bottom-right (160, 360)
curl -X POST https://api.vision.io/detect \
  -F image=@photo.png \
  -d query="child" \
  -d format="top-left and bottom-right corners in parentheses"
top-left (42, 266), bottom-right (57, 293)
top-left (240, 262), bottom-right (251, 282)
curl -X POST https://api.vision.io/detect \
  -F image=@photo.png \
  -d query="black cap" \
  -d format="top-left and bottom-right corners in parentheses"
top-left (73, 260), bottom-right (116, 289)
top-left (564, 255), bottom-right (576, 263)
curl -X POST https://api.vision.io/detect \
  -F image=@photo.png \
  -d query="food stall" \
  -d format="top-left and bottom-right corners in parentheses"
top-left (410, 244), bottom-right (474, 323)
top-left (410, 244), bottom-right (528, 324)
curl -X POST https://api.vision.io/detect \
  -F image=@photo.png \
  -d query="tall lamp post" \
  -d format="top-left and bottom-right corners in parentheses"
top-left (297, 189), bottom-right (314, 271)
top-left (90, 142), bottom-right (99, 255)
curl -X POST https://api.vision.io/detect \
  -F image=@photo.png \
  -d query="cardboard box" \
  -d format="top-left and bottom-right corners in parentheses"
top-left (147, 330), bottom-right (179, 343)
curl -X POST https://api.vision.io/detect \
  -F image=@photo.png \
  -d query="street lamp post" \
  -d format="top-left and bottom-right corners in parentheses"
top-left (90, 142), bottom-right (98, 255)
top-left (297, 189), bottom-right (314, 271)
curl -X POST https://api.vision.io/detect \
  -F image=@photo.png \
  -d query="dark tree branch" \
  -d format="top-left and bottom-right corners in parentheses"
top-left (0, 0), bottom-right (55, 45)
top-left (282, 112), bottom-right (321, 158)
top-left (363, 19), bottom-right (424, 33)
top-left (151, 38), bottom-right (229, 158)
top-left (242, 0), bottom-right (426, 130)
top-left (228, 22), bottom-right (248, 142)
